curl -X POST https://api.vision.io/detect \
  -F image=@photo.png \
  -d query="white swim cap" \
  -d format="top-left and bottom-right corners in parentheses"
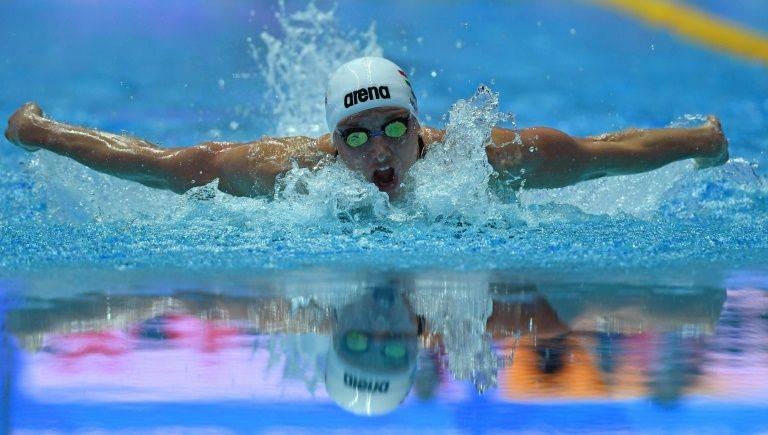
top-left (325, 57), bottom-right (418, 131)
top-left (324, 289), bottom-right (418, 416)
top-left (325, 345), bottom-right (416, 416)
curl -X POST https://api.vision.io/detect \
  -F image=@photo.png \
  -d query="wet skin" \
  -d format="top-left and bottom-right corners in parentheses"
top-left (5, 102), bottom-right (729, 197)
top-left (332, 107), bottom-right (420, 195)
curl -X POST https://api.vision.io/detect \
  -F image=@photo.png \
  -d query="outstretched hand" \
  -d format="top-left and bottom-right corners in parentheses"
top-left (5, 102), bottom-right (45, 152)
top-left (694, 115), bottom-right (729, 169)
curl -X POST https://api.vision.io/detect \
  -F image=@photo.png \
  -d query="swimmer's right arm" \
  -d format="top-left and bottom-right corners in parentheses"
top-left (4, 102), bottom-right (237, 193)
top-left (5, 102), bottom-right (334, 197)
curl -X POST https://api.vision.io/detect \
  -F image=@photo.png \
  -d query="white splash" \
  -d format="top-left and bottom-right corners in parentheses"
top-left (409, 273), bottom-right (500, 393)
top-left (274, 160), bottom-right (391, 223)
top-left (403, 85), bottom-right (515, 225)
top-left (253, 0), bottom-right (382, 137)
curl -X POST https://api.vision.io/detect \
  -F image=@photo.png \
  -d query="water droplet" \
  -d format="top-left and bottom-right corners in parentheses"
top-left (569, 28), bottom-right (576, 35)
top-left (529, 146), bottom-right (536, 153)
top-left (430, 70), bottom-right (437, 78)
top-left (229, 121), bottom-right (240, 130)
top-left (455, 39), bottom-right (464, 49)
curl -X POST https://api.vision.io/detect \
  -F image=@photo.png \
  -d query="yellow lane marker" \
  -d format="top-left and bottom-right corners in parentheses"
top-left (593, 0), bottom-right (768, 65)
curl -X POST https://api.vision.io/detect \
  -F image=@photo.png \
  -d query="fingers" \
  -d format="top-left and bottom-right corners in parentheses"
top-left (5, 110), bottom-right (20, 143)
top-left (705, 115), bottom-right (722, 135)
top-left (5, 102), bottom-right (43, 151)
top-left (22, 102), bottom-right (44, 118)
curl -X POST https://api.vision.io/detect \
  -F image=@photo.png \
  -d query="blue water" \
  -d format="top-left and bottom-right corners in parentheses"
top-left (1, 1), bottom-right (768, 432)
top-left (1, 0), bottom-right (767, 273)
top-left (3, 269), bottom-right (768, 433)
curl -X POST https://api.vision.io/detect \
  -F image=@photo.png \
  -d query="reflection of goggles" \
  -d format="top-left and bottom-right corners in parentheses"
top-left (337, 118), bottom-right (409, 148)
top-left (344, 331), bottom-right (408, 360)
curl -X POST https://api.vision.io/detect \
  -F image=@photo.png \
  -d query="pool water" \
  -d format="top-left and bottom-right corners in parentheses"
top-left (3, 270), bottom-right (768, 432)
top-left (1, 0), bottom-right (767, 432)
top-left (1, 0), bottom-right (767, 271)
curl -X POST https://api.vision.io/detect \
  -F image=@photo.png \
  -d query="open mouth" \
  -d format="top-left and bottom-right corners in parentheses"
top-left (372, 167), bottom-right (397, 191)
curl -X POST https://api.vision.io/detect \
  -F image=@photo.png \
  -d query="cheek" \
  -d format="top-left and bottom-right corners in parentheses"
top-left (338, 148), bottom-right (367, 169)
top-left (397, 133), bottom-right (420, 165)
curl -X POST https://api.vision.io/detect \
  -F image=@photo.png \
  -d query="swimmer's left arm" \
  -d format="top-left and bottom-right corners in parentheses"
top-left (484, 120), bottom-right (728, 189)
top-left (485, 127), bottom-right (589, 189)
top-left (419, 126), bottom-right (587, 188)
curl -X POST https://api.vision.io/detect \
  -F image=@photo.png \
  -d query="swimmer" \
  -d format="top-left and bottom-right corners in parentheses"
top-left (4, 57), bottom-right (728, 197)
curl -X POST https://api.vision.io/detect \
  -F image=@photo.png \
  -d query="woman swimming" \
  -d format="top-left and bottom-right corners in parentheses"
top-left (4, 57), bottom-right (728, 198)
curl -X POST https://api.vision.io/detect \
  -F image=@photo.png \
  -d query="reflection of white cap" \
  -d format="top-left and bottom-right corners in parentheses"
top-left (325, 57), bottom-right (418, 131)
top-left (325, 345), bottom-right (415, 416)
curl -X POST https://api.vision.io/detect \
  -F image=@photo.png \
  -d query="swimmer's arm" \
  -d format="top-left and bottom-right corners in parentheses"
top-left (420, 126), bottom-right (588, 188)
top-left (5, 103), bottom-right (237, 193)
top-left (484, 122), bottom-right (727, 188)
top-left (485, 127), bottom-right (596, 188)
top-left (5, 102), bottom-right (334, 196)
top-left (213, 134), bottom-right (334, 196)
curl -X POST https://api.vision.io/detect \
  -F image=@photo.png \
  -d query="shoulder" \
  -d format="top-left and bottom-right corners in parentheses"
top-left (213, 134), bottom-right (337, 195)
top-left (214, 134), bottom-right (335, 165)
top-left (419, 126), bottom-right (445, 146)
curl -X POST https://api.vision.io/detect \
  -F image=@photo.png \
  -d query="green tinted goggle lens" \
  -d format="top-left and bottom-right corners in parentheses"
top-left (345, 132), bottom-right (368, 147)
top-left (384, 120), bottom-right (407, 138)
top-left (383, 342), bottom-right (407, 359)
top-left (342, 119), bottom-right (408, 148)
top-left (345, 331), bottom-right (369, 352)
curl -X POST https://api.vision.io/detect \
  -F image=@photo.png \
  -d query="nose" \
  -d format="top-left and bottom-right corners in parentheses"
top-left (369, 136), bottom-right (392, 163)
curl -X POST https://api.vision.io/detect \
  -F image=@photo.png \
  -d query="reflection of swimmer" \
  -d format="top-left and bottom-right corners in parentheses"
top-left (493, 286), bottom-right (726, 402)
top-left (6, 57), bottom-right (728, 198)
top-left (325, 287), bottom-right (419, 416)
top-left (6, 278), bottom-right (728, 410)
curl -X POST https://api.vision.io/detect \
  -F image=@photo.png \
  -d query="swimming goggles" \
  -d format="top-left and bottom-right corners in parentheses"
top-left (344, 330), bottom-right (408, 361)
top-left (337, 117), bottom-right (409, 148)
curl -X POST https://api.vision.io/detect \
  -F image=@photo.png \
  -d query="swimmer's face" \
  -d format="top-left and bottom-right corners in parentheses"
top-left (334, 290), bottom-right (419, 373)
top-left (333, 107), bottom-right (420, 195)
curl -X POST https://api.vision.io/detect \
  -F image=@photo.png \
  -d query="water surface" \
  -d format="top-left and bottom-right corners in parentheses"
top-left (2, 269), bottom-right (767, 432)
